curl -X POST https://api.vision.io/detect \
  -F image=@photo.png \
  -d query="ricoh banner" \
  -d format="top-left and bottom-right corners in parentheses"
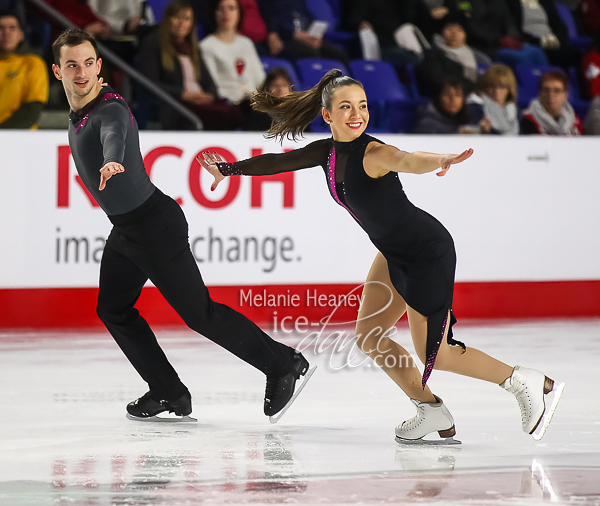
top-left (1, 132), bottom-right (599, 291)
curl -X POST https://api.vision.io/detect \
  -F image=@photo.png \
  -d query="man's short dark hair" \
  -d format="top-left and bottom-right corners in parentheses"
top-left (52, 28), bottom-right (99, 66)
top-left (0, 9), bottom-right (23, 29)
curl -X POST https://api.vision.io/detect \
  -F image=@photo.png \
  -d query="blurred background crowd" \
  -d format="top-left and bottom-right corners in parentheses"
top-left (2, 0), bottom-right (600, 135)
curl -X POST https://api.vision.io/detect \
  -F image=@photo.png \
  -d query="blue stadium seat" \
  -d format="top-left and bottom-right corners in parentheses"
top-left (350, 60), bottom-right (418, 133)
top-left (295, 58), bottom-right (349, 132)
top-left (260, 57), bottom-right (301, 90)
top-left (555, 2), bottom-right (592, 53)
top-left (296, 58), bottom-right (349, 90)
top-left (146, 0), bottom-right (171, 21)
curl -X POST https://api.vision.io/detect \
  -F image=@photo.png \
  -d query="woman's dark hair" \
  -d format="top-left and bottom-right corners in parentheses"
top-left (52, 27), bottom-right (99, 66)
top-left (159, 0), bottom-right (202, 79)
top-left (252, 69), bottom-right (364, 141)
top-left (433, 75), bottom-right (470, 124)
top-left (211, 0), bottom-right (244, 31)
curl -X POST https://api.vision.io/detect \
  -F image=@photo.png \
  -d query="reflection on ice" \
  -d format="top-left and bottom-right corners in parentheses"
top-left (0, 320), bottom-right (599, 504)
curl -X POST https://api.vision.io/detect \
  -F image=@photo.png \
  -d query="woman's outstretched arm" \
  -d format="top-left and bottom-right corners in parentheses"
top-left (197, 138), bottom-right (330, 190)
top-left (364, 144), bottom-right (473, 178)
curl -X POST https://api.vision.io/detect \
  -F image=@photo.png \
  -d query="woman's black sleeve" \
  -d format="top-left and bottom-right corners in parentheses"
top-left (219, 138), bottom-right (330, 176)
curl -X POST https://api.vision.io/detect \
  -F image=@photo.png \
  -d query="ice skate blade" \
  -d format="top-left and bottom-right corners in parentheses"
top-left (126, 413), bottom-right (198, 423)
top-left (395, 435), bottom-right (462, 446)
top-left (532, 381), bottom-right (565, 441)
top-left (269, 365), bottom-right (317, 424)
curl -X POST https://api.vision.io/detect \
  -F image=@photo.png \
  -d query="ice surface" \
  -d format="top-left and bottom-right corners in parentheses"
top-left (0, 319), bottom-right (598, 505)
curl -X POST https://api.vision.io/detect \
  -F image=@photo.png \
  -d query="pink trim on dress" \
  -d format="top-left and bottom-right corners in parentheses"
top-left (327, 147), bottom-right (360, 223)
top-left (422, 313), bottom-right (448, 387)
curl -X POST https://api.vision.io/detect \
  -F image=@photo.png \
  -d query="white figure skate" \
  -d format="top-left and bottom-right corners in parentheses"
top-left (395, 395), bottom-right (461, 445)
top-left (501, 366), bottom-right (565, 440)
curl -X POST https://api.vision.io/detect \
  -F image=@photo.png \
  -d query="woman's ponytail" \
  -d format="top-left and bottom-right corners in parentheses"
top-left (252, 68), bottom-right (362, 141)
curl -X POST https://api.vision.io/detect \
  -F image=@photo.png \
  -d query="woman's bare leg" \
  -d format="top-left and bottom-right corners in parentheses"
top-left (407, 309), bottom-right (513, 384)
top-left (356, 252), bottom-right (436, 403)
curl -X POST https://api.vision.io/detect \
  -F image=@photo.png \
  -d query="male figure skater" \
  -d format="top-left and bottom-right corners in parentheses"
top-left (51, 28), bottom-right (312, 421)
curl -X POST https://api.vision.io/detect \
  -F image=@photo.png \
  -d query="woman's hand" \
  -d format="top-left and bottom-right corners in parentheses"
top-left (196, 151), bottom-right (226, 191)
top-left (98, 77), bottom-right (108, 87)
top-left (437, 148), bottom-right (473, 177)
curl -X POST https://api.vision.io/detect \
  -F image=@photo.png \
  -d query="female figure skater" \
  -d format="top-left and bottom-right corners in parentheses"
top-left (198, 69), bottom-right (564, 443)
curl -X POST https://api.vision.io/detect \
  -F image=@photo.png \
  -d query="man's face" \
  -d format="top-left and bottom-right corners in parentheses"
top-left (539, 79), bottom-right (568, 118)
top-left (52, 41), bottom-right (102, 99)
top-left (0, 15), bottom-right (24, 54)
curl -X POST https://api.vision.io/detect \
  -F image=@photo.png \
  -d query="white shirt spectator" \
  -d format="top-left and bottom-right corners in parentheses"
top-left (200, 34), bottom-right (265, 104)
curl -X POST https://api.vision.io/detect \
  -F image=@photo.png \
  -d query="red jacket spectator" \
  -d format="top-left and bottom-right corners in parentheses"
top-left (583, 48), bottom-right (600, 98)
top-left (43, 0), bottom-right (111, 38)
top-left (239, 0), bottom-right (267, 43)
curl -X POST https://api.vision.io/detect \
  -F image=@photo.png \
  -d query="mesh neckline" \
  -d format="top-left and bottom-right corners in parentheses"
top-left (331, 132), bottom-right (367, 153)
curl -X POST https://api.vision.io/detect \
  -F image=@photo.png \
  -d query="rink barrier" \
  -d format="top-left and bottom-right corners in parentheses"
top-left (1, 280), bottom-right (599, 329)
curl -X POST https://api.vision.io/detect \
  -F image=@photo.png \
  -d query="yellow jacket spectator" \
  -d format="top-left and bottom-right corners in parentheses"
top-left (0, 11), bottom-right (48, 129)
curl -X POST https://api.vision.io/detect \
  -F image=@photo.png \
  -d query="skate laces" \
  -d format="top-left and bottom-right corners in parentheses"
top-left (264, 376), bottom-right (279, 403)
top-left (400, 403), bottom-right (426, 431)
top-left (508, 375), bottom-right (532, 425)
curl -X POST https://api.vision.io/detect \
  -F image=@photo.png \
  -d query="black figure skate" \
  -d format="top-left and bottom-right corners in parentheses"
top-left (264, 352), bottom-right (316, 423)
top-left (126, 391), bottom-right (197, 422)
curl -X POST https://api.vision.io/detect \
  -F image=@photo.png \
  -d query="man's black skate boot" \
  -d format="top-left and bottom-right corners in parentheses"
top-left (264, 352), bottom-right (310, 416)
top-left (127, 391), bottom-right (192, 419)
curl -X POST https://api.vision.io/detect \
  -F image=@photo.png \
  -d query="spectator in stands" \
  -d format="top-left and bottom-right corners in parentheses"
top-left (139, 0), bottom-right (243, 130)
top-left (413, 75), bottom-right (485, 133)
top-left (201, 0), bottom-right (271, 130)
top-left (581, 0), bottom-right (600, 36)
top-left (476, 64), bottom-right (519, 135)
top-left (416, 12), bottom-right (490, 97)
top-left (42, 0), bottom-right (111, 39)
top-left (87, 0), bottom-right (154, 37)
top-left (582, 35), bottom-right (600, 99)
top-left (433, 13), bottom-right (492, 84)
top-left (0, 10), bottom-right (48, 129)
top-left (505, 0), bottom-right (580, 69)
top-left (521, 70), bottom-right (584, 134)
top-left (258, 0), bottom-right (349, 64)
top-left (442, 0), bottom-right (548, 66)
top-left (348, 0), bottom-right (434, 65)
top-left (262, 67), bottom-right (293, 96)
top-left (584, 95), bottom-right (600, 133)
top-left (191, 0), bottom-right (268, 49)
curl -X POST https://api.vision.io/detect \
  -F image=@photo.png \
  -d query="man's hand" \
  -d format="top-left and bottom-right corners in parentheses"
top-left (99, 162), bottom-right (124, 190)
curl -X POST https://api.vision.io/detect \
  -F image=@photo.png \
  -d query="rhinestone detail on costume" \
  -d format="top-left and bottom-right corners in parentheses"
top-left (216, 162), bottom-right (243, 176)
top-left (327, 147), bottom-right (360, 223)
top-left (422, 313), bottom-right (448, 387)
top-left (76, 92), bottom-right (134, 133)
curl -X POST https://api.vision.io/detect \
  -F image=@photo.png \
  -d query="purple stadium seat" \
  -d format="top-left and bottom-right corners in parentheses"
top-left (349, 60), bottom-right (417, 133)
top-left (260, 57), bottom-right (301, 91)
top-left (555, 2), bottom-right (592, 53)
top-left (295, 58), bottom-right (349, 90)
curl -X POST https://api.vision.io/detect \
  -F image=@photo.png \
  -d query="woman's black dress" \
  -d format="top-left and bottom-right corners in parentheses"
top-left (219, 132), bottom-right (465, 385)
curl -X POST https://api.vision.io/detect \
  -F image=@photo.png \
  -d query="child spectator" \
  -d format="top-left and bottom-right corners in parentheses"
top-left (413, 75), bottom-right (485, 133)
